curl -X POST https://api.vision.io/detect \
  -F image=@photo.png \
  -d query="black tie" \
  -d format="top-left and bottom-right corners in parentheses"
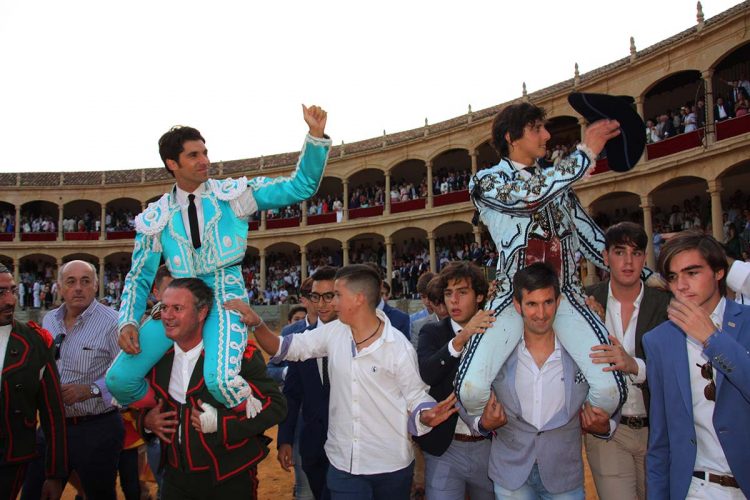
top-left (322, 356), bottom-right (330, 389)
top-left (187, 194), bottom-right (201, 249)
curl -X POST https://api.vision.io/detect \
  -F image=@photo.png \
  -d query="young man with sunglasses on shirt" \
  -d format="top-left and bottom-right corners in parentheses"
top-left (643, 231), bottom-right (750, 498)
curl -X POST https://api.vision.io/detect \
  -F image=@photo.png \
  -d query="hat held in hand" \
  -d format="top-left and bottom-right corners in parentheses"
top-left (568, 92), bottom-right (646, 172)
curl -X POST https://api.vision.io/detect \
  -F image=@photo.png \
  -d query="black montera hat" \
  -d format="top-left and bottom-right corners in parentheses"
top-left (568, 92), bottom-right (646, 172)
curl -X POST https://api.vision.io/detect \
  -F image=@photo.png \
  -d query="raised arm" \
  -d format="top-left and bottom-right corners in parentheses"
top-left (251, 105), bottom-right (332, 211)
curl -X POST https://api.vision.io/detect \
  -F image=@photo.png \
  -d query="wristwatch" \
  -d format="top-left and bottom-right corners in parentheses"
top-left (89, 383), bottom-right (101, 397)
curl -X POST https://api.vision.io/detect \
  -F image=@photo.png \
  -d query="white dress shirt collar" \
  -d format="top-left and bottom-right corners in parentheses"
top-left (174, 183), bottom-right (206, 209)
top-left (169, 340), bottom-right (204, 404)
top-left (0, 324), bottom-right (12, 385)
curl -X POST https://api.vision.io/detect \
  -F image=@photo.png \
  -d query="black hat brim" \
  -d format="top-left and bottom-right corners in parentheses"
top-left (568, 92), bottom-right (646, 172)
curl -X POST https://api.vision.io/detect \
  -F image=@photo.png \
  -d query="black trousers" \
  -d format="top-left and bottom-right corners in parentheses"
top-left (161, 466), bottom-right (258, 500)
top-left (0, 463), bottom-right (28, 499)
top-left (302, 453), bottom-right (331, 500)
top-left (22, 411), bottom-right (124, 500)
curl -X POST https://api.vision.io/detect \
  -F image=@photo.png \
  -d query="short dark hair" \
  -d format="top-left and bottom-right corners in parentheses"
top-left (512, 262), bottom-right (560, 302)
top-left (288, 305), bottom-right (306, 322)
top-left (311, 266), bottom-right (337, 282)
top-left (166, 278), bottom-right (213, 314)
top-left (416, 272), bottom-right (435, 296)
top-left (0, 264), bottom-right (10, 275)
top-left (154, 265), bottom-right (172, 291)
top-left (438, 261), bottom-right (489, 308)
top-left (425, 276), bottom-right (444, 304)
top-left (491, 103), bottom-right (547, 157)
top-left (363, 261), bottom-right (384, 280)
top-left (158, 126), bottom-right (206, 177)
top-left (299, 277), bottom-right (314, 298)
top-left (605, 222), bottom-right (648, 251)
top-left (382, 280), bottom-right (391, 294)
top-left (658, 230), bottom-right (728, 296)
top-left (335, 264), bottom-right (382, 309)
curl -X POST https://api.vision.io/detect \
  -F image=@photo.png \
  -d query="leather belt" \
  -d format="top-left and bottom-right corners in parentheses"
top-left (453, 433), bottom-right (486, 443)
top-left (66, 409), bottom-right (118, 426)
top-left (620, 415), bottom-right (648, 429)
top-left (693, 471), bottom-right (739, 488)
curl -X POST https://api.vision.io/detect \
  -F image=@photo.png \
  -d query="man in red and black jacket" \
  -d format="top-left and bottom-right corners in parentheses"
top-left (135, 277), bottom-right (285, 499)
top-left (0, 264), bottom-right (67, 499)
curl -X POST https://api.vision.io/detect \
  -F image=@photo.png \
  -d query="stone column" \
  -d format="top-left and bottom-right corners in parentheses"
top-left (301, 201), bottom-right (308, 226)
top-left (300, 246), bottom-right (308, 280)
top-left (640, 194), bottom-right (656, 270)
top-left (385, 236), bottom-right (393, 288)
top-left (98, 261), bottom-right (105, 299)
top-left (100, 204), bottom-right (106, 240)
top-left (141, 201), bottom-right (146, 211)
top-left (57, 203), bottom-right (63, 241)
top-left (635, 96), bottom-right (644, 120)
top-left (428, 232), bottom-right (437, 273)
top-left (473, 226), bottom-right (482, 245)
top-left (384, 172), bottom-right (391, 215)
top-left (703, 69), bottom-right (716, 145)
top-left (14, 207), bottom-right (20, 242)
top-left (260, 211), bottom-right (267, 231)
top-left (708, 179), bottom-right (724, 242)
top-left (259, 250), bottom-right (267, 293)
top-left (13, 257), bottom-right (19, 283)
top-left (342, 242), bottom-right (350, 266)
top-left (470, 149), bottom-right (478, 176)
top-left (342, 180), bottom-right (349, 221)
top-left (426, 161), bottom-right (434, 208)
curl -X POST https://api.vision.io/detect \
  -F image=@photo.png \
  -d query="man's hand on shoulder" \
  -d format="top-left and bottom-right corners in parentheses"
top-left (479, 391), bottom-right (507, 432)
top-left (590, 335), bottom-right (639, 375)
top-left (453, 310), bottom-right (495, 352)
top-left (118, 324), bottom-right (141, 354)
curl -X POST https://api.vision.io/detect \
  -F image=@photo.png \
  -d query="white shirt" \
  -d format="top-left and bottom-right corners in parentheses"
top-left (689, 298), bottom-right (731, 475)
top-left (272, 309), bottom-right (435, 475)
top-left (175, 184), bottom-right (207, 246)
top-left (515, 337), bottom-right (565, 430)
top-left (605, 282), bottom-right (647, 416)
top-left (168, 340), bottom-right (204, 404)
top-left (0, 325), bottom-right (12, 387)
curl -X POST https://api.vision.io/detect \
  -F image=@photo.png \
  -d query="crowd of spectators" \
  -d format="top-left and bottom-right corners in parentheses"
top-left (0, 211), bottom-right (14, 233)
top-left (105, 209), bottom-right (136, 232)
top-left (19, 214), bottom-right (56, 233)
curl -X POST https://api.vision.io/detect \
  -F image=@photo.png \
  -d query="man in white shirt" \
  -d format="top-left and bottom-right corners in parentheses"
top-left (585, 222), bottom-right (670, 500)
top-left (226, 264), bottom-right (457, 500)
top-left (643, 232), bottom-right (750, 498)
top-left (476, 263), bottom-right (613, 499)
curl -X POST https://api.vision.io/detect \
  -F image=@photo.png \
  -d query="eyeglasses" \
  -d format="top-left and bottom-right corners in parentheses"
top-left (0, 286), bottom-right (18, 297)
top-left (696, 361), bottom-right (716, 401)
top-left (309, 292), bottom-right (335, 304)
top-left (54, 333), bottom-right (66, 361)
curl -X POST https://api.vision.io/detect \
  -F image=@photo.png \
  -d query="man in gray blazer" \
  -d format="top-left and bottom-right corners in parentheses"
top-left (585, 222), bottom-right (670, 500)
top-left (476, 263), bottom-right (613, 499)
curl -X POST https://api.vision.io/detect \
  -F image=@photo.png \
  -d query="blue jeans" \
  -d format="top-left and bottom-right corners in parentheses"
top-left (326, 462), bottom-right (413, 500)
top-left (493, 464), bottom-right (584, 500)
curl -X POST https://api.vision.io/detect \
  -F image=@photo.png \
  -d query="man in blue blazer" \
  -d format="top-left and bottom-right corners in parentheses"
top-left (643, 232), bottom-right (750, 498)
top-left (276, 266), bottom-right (338, 500)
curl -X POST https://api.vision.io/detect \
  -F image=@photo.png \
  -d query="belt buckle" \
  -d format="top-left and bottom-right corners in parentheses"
top-left (718, 475), bottom-right (733, 487)
top-left (627, 416), bottom-right (644, 429)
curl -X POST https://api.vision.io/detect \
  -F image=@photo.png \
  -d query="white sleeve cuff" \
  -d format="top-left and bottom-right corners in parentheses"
top-left (727, 260), bottom-right (750, 296)
top-left (447, 338), bottom-right (463, 358)
top-left (630, 358), bottom-right (647, 384)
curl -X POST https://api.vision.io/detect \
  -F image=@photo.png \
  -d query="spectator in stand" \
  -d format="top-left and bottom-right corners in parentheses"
top-left (669, 204), bottom-right (684, 232)
top-left (715, 96), bottom-right (733, 122)
top-left (646, 120), bottom-right (661, 143)
top-left (735, 96), bottom-right (749, 117)
top-left (683, 106), bottom-right (698, 133)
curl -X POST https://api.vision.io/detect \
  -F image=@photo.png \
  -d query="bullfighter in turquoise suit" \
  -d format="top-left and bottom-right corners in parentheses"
top-left (455, 102), bottom-right (630, 419)
top-left (107, 105), bottom-right (330, 416)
